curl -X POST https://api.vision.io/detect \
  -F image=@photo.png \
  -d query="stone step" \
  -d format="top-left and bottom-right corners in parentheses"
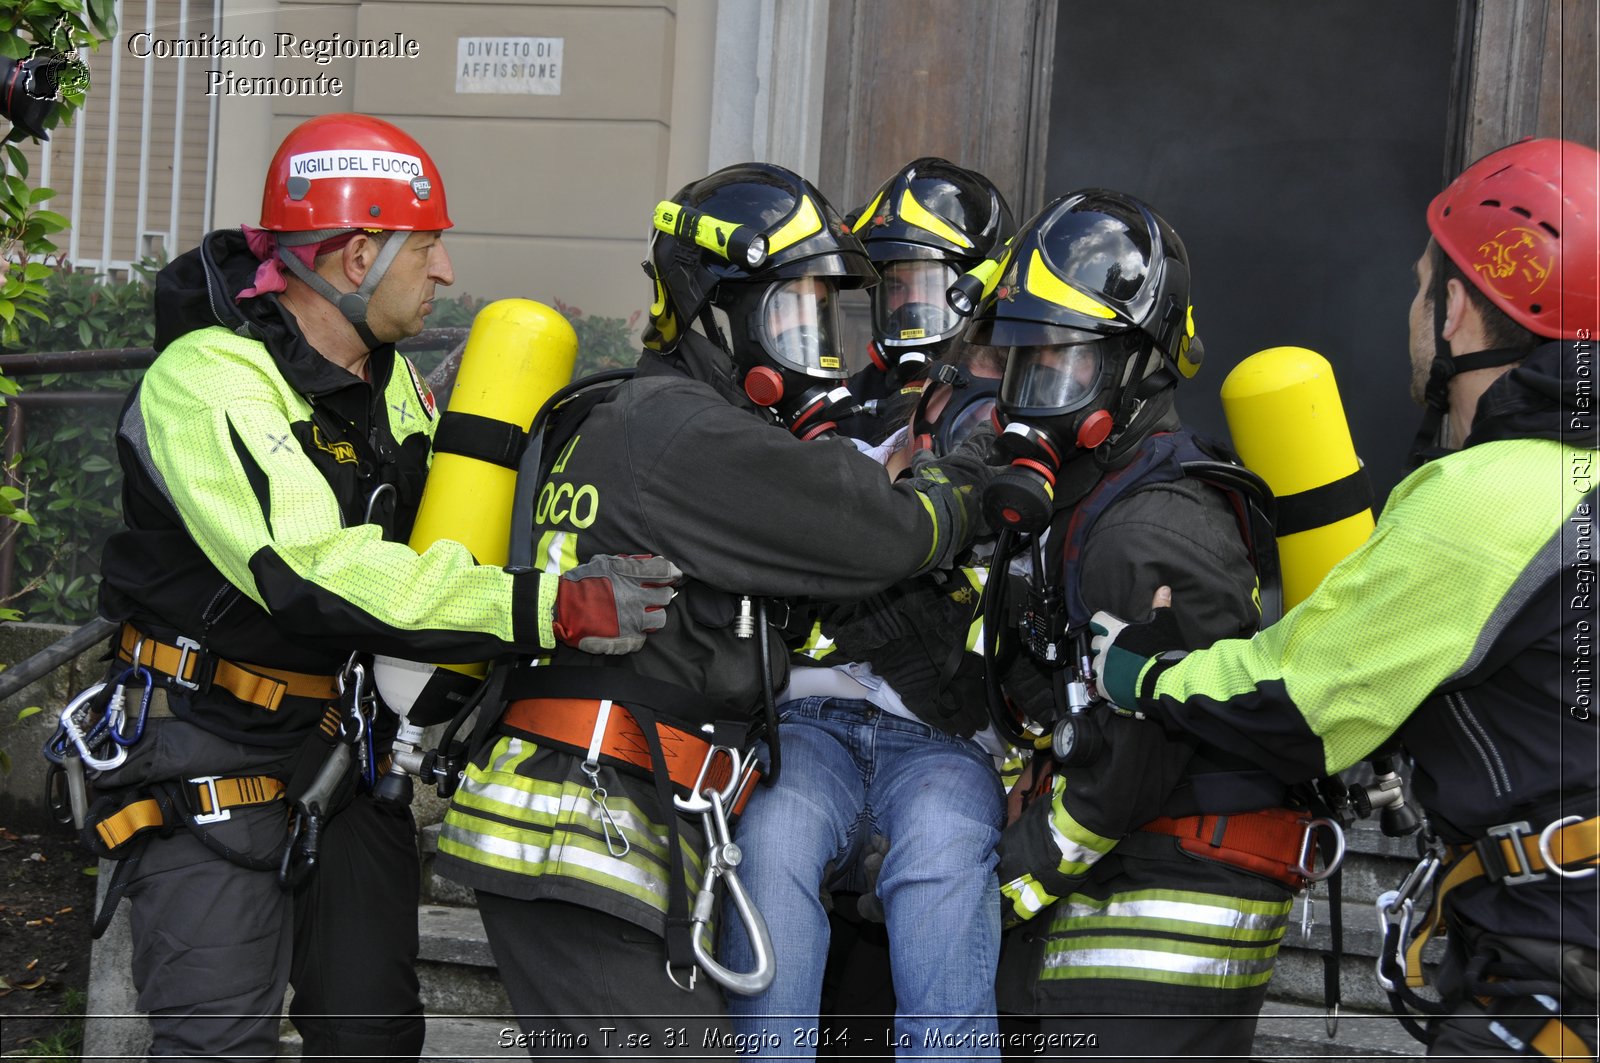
top-left (416, 903), bottom-right (512, 1016)
top-left (1269, 897), bottom-right (1444, 1013)
top-left (1251, 1000), bottom-right (1425, 1060)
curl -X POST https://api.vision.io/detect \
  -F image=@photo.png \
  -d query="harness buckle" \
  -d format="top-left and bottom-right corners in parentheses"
top-left (188, 775), bottom-right (232, 825)
top-left (1538, 815), bottom-right (1596, 880)
top-left (1478, 820), bottom-right (1544, 885)
top-left (171, 636), bottom-right (204, 691)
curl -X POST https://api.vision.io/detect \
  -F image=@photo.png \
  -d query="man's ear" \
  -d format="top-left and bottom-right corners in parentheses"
top-left (339, 234), bottom-right (380, 287)
top-left (1441, 276), bottom-right (1472, 343)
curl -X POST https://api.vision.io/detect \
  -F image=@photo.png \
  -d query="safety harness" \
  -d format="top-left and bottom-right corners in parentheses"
top-left (47, 624), bottom-right (373, 937)
top-left (1376, 811), bottom-right (1599, 1047)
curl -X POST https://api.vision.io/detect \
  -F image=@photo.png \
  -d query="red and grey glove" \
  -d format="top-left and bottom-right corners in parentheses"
top-left (551, 554), bottom-right (683, 655)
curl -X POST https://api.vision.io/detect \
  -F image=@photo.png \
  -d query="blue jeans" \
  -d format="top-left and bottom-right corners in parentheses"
top-left (720, 696), bottom-right (1004, 1060)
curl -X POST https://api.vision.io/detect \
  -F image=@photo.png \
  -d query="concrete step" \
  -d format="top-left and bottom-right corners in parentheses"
top-left (1269, 897), bottom-right (1444, 1013)
top-left (421, 820), bottom-right (477, 906)
top-left (416, 903), bottom-right (513, 1016)
top-left (1251, 1001), bottom-right (1425, 1060)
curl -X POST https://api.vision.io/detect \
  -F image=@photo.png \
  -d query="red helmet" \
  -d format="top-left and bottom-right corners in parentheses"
top-left (1427, 137), bottom-right (1597, 340)
top-left (259, 113), bottom-right (452, 233)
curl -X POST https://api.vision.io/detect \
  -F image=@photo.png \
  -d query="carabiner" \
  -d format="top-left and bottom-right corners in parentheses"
top-left (1294, 816), bottom-right (1346, 882)
top-left (685, 788), bottom-right (774, 996)
top-left (59, 683), bottom-right (126, 772)
top-left (107, 666), bottom-right (155, 747)
top-left (1373, 851), bottom-right (1438, 991)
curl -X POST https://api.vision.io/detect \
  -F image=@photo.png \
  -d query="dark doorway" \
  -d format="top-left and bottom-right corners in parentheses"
top-left (1043, 0), bottom-right (1459, 502)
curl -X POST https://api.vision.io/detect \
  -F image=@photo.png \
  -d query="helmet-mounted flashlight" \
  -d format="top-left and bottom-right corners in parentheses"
top-left (654, 201), bottom-right (769, 269)
top-left (947, 255), bottom-right (1003, 317)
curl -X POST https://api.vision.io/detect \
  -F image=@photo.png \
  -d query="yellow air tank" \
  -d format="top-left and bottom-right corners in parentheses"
top-left (375, 299), bottom-right (578, 723)
top-left (1221, 346), bottom-right (1374, 610)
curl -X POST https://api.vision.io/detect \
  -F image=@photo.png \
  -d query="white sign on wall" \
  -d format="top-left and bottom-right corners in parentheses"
top-left (456, 37), bottom-right (564, 95)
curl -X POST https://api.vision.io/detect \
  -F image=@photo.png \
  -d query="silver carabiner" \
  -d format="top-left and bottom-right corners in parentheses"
top-left (59, 683), bottom-right (126, 772)
top-left (685, 788), bottom-right (774, 997)
top-left (1295, 816), bottom-right (1346, 882)
top-left (1373, 851), bottom-right (1438, 991)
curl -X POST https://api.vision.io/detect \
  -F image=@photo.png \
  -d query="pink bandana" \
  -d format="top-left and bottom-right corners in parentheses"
top-left (237, 225), bottom-right (359, 301)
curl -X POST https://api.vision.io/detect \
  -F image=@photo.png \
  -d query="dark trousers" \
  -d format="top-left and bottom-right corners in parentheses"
top-left (124, 792), bottom-right (423, 1061)
top-left (476, 892), bottom-right (733, 1059)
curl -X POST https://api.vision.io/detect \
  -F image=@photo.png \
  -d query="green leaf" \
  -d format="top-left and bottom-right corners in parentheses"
top-left (0, 298), bottom-right (12, 325)
top-left (82, 865), bottom-right (99, 876)
top-left (80, 454), bottom-right (111, 473)
top-left (30, 209), bottom-right (68, 229)
top-left (76, 319), bottom-right (91, 346)
top-left (21, 262), bottom-right (51, 281)
top-left (27, 185), bottom-right (54, 205)
top-left (4, 144), bottom-right (27, 179)
top-left (17, 705), bottom-right (41, 721)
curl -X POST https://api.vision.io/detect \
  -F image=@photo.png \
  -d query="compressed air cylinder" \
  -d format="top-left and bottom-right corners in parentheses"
top-left (374, 299), bottom-right (578, 722)
top-left (1220, 346), bottom-right (1375, 610)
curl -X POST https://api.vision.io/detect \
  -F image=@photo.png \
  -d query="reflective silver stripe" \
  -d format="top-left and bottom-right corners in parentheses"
top-left (1060, 895), bottom-right (1287, 932)
top-left (439, 819), bottom-right (668, 899)
top-left (439, 818), bottom-right (549, 867)
top-left (558, 842), bottom-right (668, 899)
top-left (1043, 945), bottom-right (1278, 979)
top-left (461, 776), bottom-right (563, 818)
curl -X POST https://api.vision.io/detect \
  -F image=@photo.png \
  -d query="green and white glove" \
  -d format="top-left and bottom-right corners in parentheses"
top-left (1087, 605), bottom-right (1186, 712)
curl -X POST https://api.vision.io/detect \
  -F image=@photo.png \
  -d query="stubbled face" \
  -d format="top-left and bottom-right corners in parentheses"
top-left (366, 231), bottom-right (454, 342)
top-left (1408, 244), bottom-right (1435, 406)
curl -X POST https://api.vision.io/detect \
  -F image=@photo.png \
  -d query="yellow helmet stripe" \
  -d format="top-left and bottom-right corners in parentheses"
top-left (767, 194), bottom-right (823, 254)
top-left (898, 188), bottom-right (974, 249)
top-left (1024, 249), bottom-right (1115, 319)
top-left (852, 191), bottom-right (884, 234)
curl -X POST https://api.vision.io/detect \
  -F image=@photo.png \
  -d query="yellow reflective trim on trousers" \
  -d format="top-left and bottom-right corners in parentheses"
top-left (1048, 895), bottom-right (1292, 944)
top-left (438, 816), bottom-right (674, 909)
top-left (1041, 934), bottom-right (1281, 989)
top-left (452, 778), bottom-right (673, 866)
top-left (1055, 887), bottom-right (1295, 921)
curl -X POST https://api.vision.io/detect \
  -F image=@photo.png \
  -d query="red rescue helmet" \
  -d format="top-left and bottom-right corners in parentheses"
top-left (260, 113), bottom-right (452, 234)
top-left (1427, 137), bottom-right (1597, 340)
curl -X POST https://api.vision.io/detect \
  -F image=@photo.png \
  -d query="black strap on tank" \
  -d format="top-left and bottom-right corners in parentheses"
top-left (431, 411), bottom-right (527, 469)
top-left (1273, 467), bottom-right (1375, 538)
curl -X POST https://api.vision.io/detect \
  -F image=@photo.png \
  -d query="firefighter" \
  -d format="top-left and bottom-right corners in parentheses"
top-left (976, 190), bottom-right (1305, 1060)
top-left (90, 113), bottom-right (675, 1062)
top-left (838, 157), bottom-right (1014, 443)
top-left (432, 162), bottom-right (1001, 1055)
top-left (1088, 138), bottom-right (1599, 1057)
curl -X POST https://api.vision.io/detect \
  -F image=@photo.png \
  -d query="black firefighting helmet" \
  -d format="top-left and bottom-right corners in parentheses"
top-left (643, 163), bottom-right (875, 387)
top-left (850, 158), bottom-right (1014, 379)
top-left (959, 189), bottom-right (1201, 531)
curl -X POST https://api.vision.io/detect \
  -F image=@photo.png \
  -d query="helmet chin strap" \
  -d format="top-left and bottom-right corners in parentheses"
top-left (276, 228), bottom-right (408, 350)
top-left (1407, 266), bottom-right (1526, 466)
